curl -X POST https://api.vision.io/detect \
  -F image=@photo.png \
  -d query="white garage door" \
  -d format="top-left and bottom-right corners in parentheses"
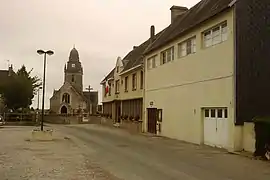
top-left (204, 108), bottom-right (229, 148)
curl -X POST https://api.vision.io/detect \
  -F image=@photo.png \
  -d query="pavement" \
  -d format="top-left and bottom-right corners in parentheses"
top-left (1, 124), bottom-right (270, 180)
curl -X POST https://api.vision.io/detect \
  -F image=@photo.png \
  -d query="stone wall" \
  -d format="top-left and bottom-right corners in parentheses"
top-left (44, 115), bottom-right (82, 124)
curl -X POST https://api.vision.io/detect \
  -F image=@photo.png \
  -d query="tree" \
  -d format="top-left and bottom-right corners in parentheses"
top-left (2, 65), bottom-right (41, 111)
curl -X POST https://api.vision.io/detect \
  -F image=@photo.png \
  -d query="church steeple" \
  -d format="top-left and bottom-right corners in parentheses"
top-left (64, 47), bottom-right (83, 92)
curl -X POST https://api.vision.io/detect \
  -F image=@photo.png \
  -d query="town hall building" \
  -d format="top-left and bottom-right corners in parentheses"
top-left (50, 47), bottom-right (98, 115)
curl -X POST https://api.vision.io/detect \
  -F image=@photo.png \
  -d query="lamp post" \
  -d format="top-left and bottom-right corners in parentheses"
top-left (86, 85), bottom-right (93, 116)
top-left (37, 49), bottom-right (54, 131)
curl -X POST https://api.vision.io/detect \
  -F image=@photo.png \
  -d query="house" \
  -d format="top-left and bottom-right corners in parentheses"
top-left (50, 47), bottom-right (98, 115)
top-left (101, 27), bottom-right (161, 124)
top-left (0, 65), bottom-right (14, 113)
top-left (143, 0), bottom-right (270, 151)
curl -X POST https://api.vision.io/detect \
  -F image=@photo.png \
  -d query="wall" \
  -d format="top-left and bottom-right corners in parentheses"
top-left (120, 68), bottom-right (144, 100)
top-left (235, 0), bottom-right (270, 124)
top-left (50, 83), bottom-right (87, 114)
top-left (243, 122), bottom-right (255, 152)
top-left (144, 9), bottom-right (236, 148)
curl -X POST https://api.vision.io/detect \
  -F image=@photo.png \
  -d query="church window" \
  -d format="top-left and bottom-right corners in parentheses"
top-left (72, 75), bottom-right (75, 82)
top-left (62, 93), bottom-right (70, 104)
top-left (72, 64), bottom-right (75, 68)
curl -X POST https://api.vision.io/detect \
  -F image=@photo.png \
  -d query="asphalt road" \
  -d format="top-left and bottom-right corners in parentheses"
top-left (55, 124), bottom-right (270, 180)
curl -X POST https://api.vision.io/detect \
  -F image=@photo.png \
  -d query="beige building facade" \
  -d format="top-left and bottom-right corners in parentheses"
top-left (144, 1), bottom-right (239, 151)
top-left (100, 32), bottom-right (159, 123)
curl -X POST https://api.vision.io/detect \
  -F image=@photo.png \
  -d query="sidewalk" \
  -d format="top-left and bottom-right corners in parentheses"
top-left (0, 126), bottom-right (120, 180)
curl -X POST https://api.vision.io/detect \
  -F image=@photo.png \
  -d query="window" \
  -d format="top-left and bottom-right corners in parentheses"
top-left (116, 66), bottom-right (119, 73)
top-left (124, 76), bottom-right (128, 92)
top-left (140, 71), bottom-right (143, 89)
top-left (71, 75), bottom-right (75, 82)
top-left (211, 109), bottom-right (216, 118)
top-left (221, 23), bottom-right (228, 41)
top-left (205, 109), bottom-right (209, 117)
top-left (147, 55), bottom-right (157, 70)
top-left (160, 47), bottom-right (174, 65)
top-left (62, 93), bottom-right (70, 104)
top-left (115, 80), bottom-right (120, 94)
top-left (203, 22), bottom-right (228, 48)
top-left (108, 82), bottom-right (111, 96)
top-left (72, 64), bottom-right (75, 68)
top-left (217, 109), bottom-right (223, 118)
top-left (178, 37), bottom-right (196, 58)
top-left (224, 108), bottom-right (228, 118)
top-left (132, 73), bottom-right (137, 90)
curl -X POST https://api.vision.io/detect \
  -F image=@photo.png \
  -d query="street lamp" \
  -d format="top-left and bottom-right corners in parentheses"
top-left (37, 49), bottom-right (54, 131)
top-left (86, 85), bottom-right (93, 116)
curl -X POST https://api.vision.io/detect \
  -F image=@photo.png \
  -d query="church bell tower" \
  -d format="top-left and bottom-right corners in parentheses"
top-left (64, 47), bottom-right (83, 92)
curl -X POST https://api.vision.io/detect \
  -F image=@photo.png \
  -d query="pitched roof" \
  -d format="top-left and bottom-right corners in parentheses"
top-left (100, 68), bottom-right (115, 84)
top-left (121, 29), bottom-right (165, 73)
top-left (145, 0), bottom-right (233, 54)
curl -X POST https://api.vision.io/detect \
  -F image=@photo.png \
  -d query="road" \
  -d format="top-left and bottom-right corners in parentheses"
top-left (55, 124), bottom-right (270, 180)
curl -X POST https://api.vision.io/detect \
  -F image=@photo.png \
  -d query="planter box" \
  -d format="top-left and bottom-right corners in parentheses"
top-left (31, 129), bottom-right (53, 141)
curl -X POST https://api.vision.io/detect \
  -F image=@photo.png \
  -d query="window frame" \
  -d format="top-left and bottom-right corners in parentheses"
top-left (178, 36), bottom-right (196, 58)
top-left (115, 80), bottom-right (120, 94)
top-left (124, 76), bottom-right (128, 92)
top-left (132, 73), bottom-right (137, 91)
top-left (147, 55), bottom-right (157, 70)
top-left (203, 21), bottom-right (228, 48)
top-left (160, 46), bottom-right (174, 65)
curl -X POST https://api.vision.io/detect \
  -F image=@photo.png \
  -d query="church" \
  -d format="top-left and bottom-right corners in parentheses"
top-left (49, 47), bottom-right (98, 115)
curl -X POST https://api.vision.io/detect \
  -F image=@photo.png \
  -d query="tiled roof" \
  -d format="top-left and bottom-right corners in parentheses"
top-left (145, 0), bottom-right (233, 54)
top-left (101, 68), bottom-right (115, 84)
top-left (121, 29), bottom-right (166, 73)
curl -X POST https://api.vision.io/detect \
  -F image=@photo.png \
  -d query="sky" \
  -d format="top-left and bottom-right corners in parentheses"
top-left (0, 0), bottom-right (200, 109)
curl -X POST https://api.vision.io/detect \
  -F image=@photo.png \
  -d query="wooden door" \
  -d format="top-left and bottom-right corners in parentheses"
top-left (147, 108), bottom-right (157, 134)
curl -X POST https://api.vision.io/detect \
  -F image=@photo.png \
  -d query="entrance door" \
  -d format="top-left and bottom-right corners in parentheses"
top-left (61, 106), bottom-right (68, 114)
top-left (203, 108), bottom-right (229, 148)
top-left (147, 108), bottom-right (157, 134)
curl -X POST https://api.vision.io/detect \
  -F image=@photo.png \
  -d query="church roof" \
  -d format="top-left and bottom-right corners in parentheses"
top-left (69, 47), bottom-right (80, 62)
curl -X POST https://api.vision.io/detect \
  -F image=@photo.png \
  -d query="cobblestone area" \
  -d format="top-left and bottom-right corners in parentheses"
top-left (0, 126), bottom-right (120, 180)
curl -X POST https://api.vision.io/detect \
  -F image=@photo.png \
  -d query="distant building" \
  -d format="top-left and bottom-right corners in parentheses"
top-left (49, 47), bottom-right (98, 115)
top-left (0, 65), bottom-right (14, 113)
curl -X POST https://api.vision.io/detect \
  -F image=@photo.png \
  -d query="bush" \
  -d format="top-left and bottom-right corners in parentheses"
top-left (124, 115), bottom-right (128, 120)
top-left (134, 115), bottom-right (140, 121)
top-left (129, 116), bottom-right (134, 121)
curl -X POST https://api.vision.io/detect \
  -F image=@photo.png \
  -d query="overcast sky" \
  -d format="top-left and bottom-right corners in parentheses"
top-left (0, 0), bottom-right (199, 109)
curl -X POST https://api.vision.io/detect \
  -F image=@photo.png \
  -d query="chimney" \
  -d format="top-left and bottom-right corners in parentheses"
top-left (170, 6), bottom-right (188, 24)
top-left (150, 25), bottom-right (155, 43)
top-left (133, 46), bottom-right (138, 50)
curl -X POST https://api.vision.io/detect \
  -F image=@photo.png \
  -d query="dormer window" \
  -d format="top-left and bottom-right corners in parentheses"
top-left (72, 64), bottom-right (75, 68)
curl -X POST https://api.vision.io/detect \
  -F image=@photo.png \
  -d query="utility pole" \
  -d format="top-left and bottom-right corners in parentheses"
top-left (86, 85), bottom-right (93, 116)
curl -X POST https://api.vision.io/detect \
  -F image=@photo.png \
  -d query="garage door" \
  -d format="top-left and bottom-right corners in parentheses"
top-left (204, 108), bottom-right (229, 148)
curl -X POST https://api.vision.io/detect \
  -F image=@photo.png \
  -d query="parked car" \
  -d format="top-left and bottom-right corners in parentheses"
top-left (0, 115), bottom-right (5, 126)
